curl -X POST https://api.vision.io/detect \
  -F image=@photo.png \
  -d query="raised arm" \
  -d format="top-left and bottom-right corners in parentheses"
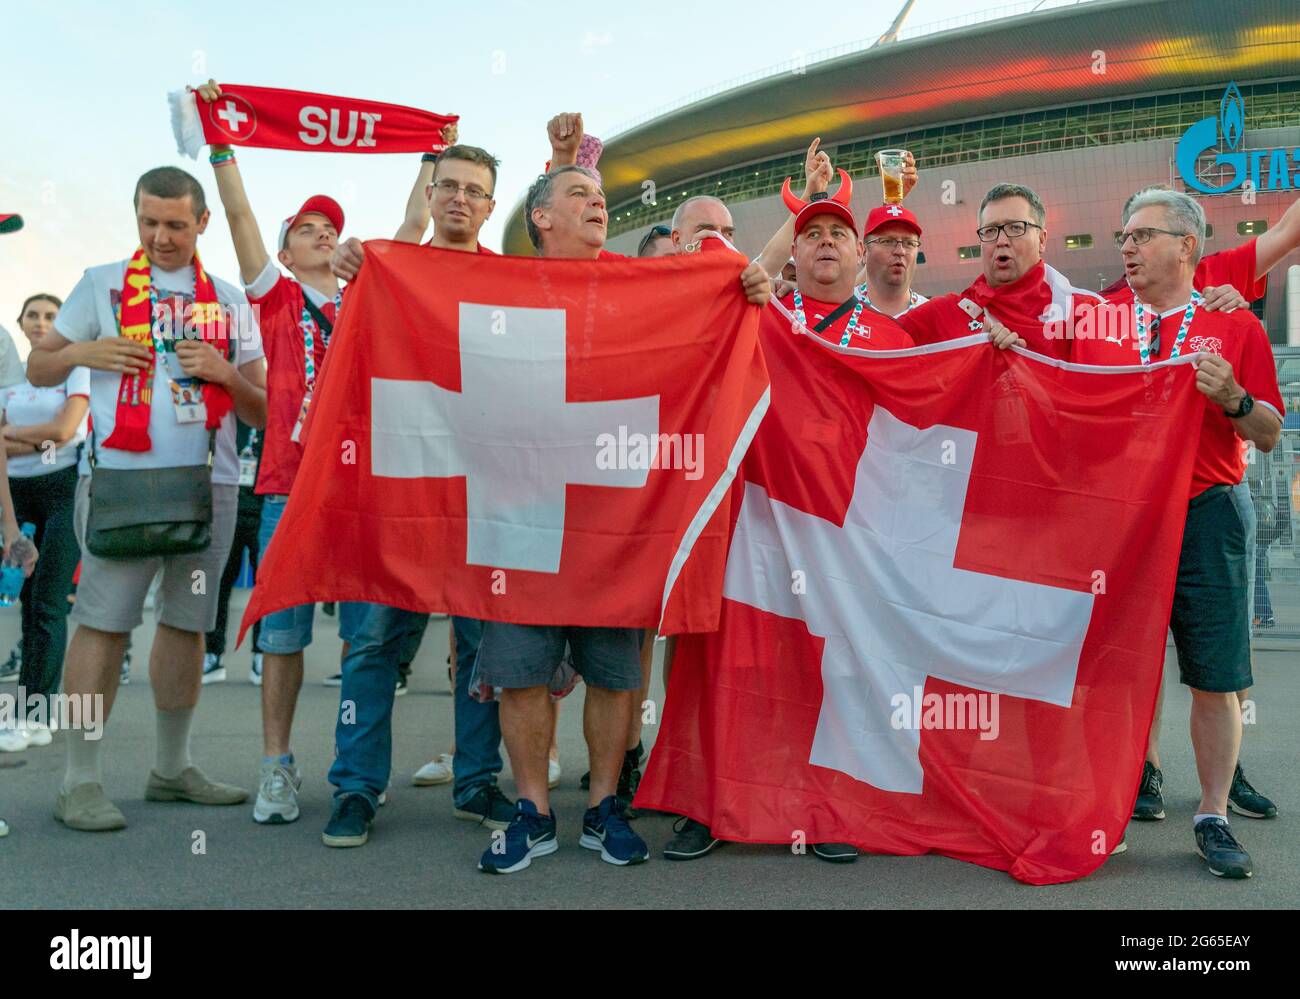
top-left (547, 113), bottom-right (583, 169)
top-left (755, 138), bottom-right (832, 279)
top-left (1254, 194), bottom-right (1300, 279)
top-left (193, 81), bottom-right (270, 285)
top-left (396, 122), bottom-right (459, 243)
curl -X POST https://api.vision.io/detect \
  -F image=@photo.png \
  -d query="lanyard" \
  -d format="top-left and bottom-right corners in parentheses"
top-left (793, 288), bottom-right (866, 347)
top-left (291, 288), bottom-right (341, 442)
top-left (854, 283), bottom-right (918, 318)
top-left (1136, 290), bottom-right (1200, 365)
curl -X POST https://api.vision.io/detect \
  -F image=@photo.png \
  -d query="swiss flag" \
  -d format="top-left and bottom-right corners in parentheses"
top-left (240, 241), bottom-right (768, 638)
top-left (635, 307), bottom-right (1204, 884)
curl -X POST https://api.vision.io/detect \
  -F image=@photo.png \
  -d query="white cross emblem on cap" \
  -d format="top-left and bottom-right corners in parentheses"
top-left (886, 205), bottom-right (904, 217)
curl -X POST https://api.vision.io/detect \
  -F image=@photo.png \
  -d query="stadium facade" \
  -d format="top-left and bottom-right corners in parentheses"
top-left (503, 0), bottom-right (1300, 341)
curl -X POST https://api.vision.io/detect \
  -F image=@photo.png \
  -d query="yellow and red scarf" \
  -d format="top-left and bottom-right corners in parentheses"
top-left (104, 248), bottom-right (233, 451)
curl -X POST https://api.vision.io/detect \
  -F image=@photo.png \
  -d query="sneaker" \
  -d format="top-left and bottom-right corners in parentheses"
top-left (1256, 615), bottom-right (1275, 629)
top-left (663, 816), bottom-right (722, 861)
top-left (1132, 761), bottom-right (1165, 821)
top-left (20, 720), bottom-right (52, 747)
top-left (323, 672), bottom-right (342, 687)
top-left (253, 760), bottom-right (302, 824)
top-left (453, 784), bottom-right (515, 831)
top-left (548, 757), bottom-right (561, 789)
top-left (1228, 763), bottom-right (1277, 819)
top-left (394, 674), bottom-right (408, 697)
top-left (579, 769), bottom-right (590, 790)
top-left (54, 782), bottom-right (127, 831)
top-left (1110, 832), bottom-right (1128, 855)
top-left (812, 842), bottom-right (859, 863)
top-left (322, 793), bottom-right (374, 848)
top-left (478, 799), bottom-right (558, 874)
top-left (413, 752), bottom-right (454, 786)
top-left (145, 766), bottom-right (249, 805)
top-left (1194, 816), bottom-right (1252, 879)
top-left (200, 652), bottom-right (226, 685)
top-left (119, 651), bottom-right (131, 686)
top-left (250, 653), bottom-right (263, 686)
top-left (0, 723), bottom-right (29, 753)
top-left (0, 817), bottom-right (8, 837)
top-left (0, 646), bottom-right (18, 682)
top-left (580, 795), bottom-right (649, 866)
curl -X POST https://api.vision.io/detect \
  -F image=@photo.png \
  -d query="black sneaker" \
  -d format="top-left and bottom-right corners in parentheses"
top-left (1132, 761), bottom-right (1165, 821)
top-left (323, 672), bottom-right (342, 687)
top-left (394, 674), bottom-right (409, 698)
top-left (1228, 763), bottom-right (1277, 819)
top-left (321, 793), bottom-right (375, 848)
top-left (0, 647), bottom-right (19, 683)
top-left (1194, 817), bottom-right (1252, 878)
top-left (453, 784), bottom-right (515, 831)
top-left (663, 817), bottom-right (721, 860)
top-left (812, 842), bottom-right (859, 863)
top-left (580, 770), bottom-right (590, 790)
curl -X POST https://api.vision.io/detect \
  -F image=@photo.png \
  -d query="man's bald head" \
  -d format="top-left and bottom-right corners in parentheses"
top-left (671, 195), bottom-right (735, 253)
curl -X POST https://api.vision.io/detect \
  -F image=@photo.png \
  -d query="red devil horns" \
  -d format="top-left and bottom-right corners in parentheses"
top-left (781, 169), bottom-right (854, 216)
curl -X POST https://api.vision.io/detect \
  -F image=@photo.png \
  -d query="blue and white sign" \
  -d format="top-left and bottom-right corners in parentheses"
top-left (1176, 82), bottom-right (1300, 194)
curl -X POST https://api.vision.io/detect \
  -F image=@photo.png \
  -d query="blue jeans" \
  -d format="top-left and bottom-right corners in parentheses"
top-left (328, 607), bottom-right (501, 809)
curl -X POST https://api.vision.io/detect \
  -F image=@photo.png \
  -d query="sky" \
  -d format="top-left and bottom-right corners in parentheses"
top-left (0, 0), bottom-right (1034, 354)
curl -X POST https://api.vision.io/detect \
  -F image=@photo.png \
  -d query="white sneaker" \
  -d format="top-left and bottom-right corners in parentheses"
top-left (413, 753), bottom-right (454, 786)
top-left (253, 760), bottom-right (301, 824)
top-left (0, 817), bottom-right (8, 836)
top-left (548, 758), bottom-right (561, 789)
top-left (0, 723), bottom-right (29, 753)
top-left (20, 721), bottom-right (52, 747)
top-left (250, 653), bottom-right (263, 687)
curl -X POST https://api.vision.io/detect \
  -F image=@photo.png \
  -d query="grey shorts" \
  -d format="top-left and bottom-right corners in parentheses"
top-left (72, 474), bottom-right (238, 635)
top-left (474, 623), bottom-right (643, 691)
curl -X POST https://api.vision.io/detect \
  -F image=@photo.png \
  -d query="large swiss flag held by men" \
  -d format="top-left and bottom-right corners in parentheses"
top-left (635, 304), bottom-right (1204, 884)
top-left (241, 241), bottom-right (768, 637)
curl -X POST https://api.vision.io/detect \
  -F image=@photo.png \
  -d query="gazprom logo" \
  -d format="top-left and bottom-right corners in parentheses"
top-left (1176, 81), bottom-right (1300, 194)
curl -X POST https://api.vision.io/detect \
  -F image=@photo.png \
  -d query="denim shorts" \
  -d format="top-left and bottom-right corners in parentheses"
top-left (474, 623), bottom-right (642, 691)
top-left (255, 495), bottom-right (364, 654)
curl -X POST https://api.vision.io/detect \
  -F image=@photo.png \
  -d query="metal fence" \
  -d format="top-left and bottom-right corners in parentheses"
top-left (1246, 347), bottom-right (1300, 644)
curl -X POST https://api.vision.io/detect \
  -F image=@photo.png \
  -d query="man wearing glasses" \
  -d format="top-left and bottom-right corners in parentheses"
top-left (322, 141), bottom-right (517, 849)
top-left (1074, 188), bottom-right (1284, 880)
top-left (898, 183), bottom-right (1101, 359)
top-left (855, 204), bottom-right (928, 318)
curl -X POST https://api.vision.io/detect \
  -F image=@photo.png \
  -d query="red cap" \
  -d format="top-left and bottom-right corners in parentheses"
top-left (862, 203), bottom-right (922, 238)
top-left (0, 214), bottom-right (24, 235)
top-left (782, 169), bottom-right (857, 236)
top-left (280, 195), bottom-right (344, 248)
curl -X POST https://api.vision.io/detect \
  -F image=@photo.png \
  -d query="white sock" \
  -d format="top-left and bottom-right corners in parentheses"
top-left (1194, 811), bottom-right (1227, 827)
top-left (155, 707), bottom-right (194, 778)
top-left (64, 728), bottom-right (105, 791)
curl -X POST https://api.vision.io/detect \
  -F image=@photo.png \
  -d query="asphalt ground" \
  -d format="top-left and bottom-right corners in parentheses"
top-left (0, 592), bottom-right (1295, 909)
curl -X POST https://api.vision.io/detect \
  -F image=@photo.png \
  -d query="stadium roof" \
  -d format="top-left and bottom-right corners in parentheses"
top-left (503, 0), bottom-right (1300, 254)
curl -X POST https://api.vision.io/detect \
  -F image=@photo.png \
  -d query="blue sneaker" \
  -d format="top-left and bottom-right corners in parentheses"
top-left (580, 795), bottom-right (649, 866)
top-left (321, 793), bottom-right (375, 848)
top-left (479, 799), bottom-right (557, 874)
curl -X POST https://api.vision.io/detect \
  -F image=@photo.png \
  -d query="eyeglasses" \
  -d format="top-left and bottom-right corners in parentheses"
top-left (976, 221), bottom-right (1042, 242)
top-left (1115, 227), bottom-right (1190, 247)
top-left (431, 179), bottom-right (493, 202)
top-left (637, 224), bottom-right (672, 255)
top-left (866, 237), bottom-right (920, 251)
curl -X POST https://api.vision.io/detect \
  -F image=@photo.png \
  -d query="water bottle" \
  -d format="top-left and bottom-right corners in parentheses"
top-left (0, 523), bottom-right (36, 607)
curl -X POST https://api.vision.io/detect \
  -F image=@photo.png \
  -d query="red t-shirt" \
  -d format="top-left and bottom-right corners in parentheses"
top-left (1102, 239), bottom-right (1267, 305)
top-left (1072, 303), bottom-right (1284, 497)
top-left (246, 268), bottom-right (338, 496)
top-left (777, 291), bottom-right (914, 349)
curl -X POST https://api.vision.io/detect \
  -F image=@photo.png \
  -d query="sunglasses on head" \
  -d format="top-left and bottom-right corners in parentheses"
top-left (637, 224), bottom-right (672, 255)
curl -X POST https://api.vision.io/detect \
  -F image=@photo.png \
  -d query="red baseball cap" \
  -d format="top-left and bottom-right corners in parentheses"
top-left (862, 203), bottom-right (922, 238)
top-left (0, 213), bottom-right (24, 235)
top-left (279, 195), bottom-right (344, 248)
top-left (782, 169), bottom-right (857, 236)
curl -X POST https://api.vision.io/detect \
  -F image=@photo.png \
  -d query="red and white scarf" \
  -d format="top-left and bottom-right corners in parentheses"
top-left (169, 84), bottom-right (457, 157)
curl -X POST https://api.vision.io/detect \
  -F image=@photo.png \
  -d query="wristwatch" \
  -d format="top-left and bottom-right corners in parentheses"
top-left (421, 152), bottom-right (439, 164)
top-left (1224, 391), bottom-right (1254, 419)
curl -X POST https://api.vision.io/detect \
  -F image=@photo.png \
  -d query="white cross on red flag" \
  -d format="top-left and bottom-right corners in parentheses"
top-left (635, 307), bottom-right (1205, 884)
top-left (240, 241), bottom-right (769, 637)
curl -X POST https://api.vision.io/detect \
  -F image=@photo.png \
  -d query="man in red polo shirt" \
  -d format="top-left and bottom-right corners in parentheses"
top-left (1074, 188), bottom-right (1284, 880)
top-left (196, 80), bottom-right (349, 827)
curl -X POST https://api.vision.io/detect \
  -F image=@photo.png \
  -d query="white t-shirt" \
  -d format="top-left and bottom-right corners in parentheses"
top-left (0, 325), bottom-right (26, 388)
top-left (0, 367), bottom-right (91, 476)
top-left (54, 259), bottom-right (264, 486)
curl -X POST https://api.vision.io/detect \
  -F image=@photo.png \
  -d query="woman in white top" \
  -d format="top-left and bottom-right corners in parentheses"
top-left (0, 293), bottom-right (89, 747)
